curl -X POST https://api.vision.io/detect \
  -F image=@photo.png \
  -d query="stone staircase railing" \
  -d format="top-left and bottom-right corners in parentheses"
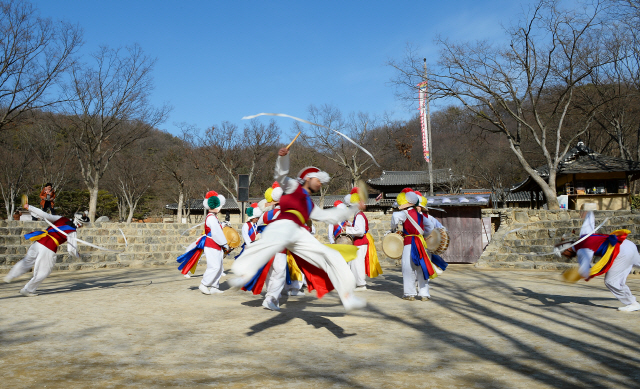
top-left (476, 209), bottom-right (640, 270)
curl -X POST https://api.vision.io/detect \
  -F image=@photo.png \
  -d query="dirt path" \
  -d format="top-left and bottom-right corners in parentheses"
top-left (1, 262), bottom-right (639, 388)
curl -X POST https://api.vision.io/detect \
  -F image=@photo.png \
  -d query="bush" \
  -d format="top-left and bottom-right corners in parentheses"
top-left (631, 195), bottom-right (640, 210)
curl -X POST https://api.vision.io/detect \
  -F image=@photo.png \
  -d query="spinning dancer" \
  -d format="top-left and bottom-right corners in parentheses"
top-left (231, 147), bottom-right (366, 311)
top-left (556, 208), bottom-right (640, 312)
top-left (342, 189), bottom-right (382, 290)
top-left (4, 203), bottom-right (82, 296)
top-left (390, 188), bottom-right (440, 301)
top-left (177, 191), bottom-right (229, 295)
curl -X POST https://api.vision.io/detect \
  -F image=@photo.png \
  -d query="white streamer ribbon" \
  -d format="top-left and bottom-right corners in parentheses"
top-left (513, 217), bottom-right (610, 257)
top-left (42, 218), bottom-right (126, 253)
top-left (181, 222), bottom-right (204, 236)
top-left (242, 113), bottom-right (381, 167)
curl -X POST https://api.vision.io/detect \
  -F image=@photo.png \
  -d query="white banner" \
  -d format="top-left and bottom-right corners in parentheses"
top-left (418, 81), bottom-right (430, 162)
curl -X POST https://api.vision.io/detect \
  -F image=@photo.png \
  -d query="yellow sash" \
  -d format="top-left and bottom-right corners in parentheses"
top-left (285, 209), bottom-right (306, 225)
top-left (28, 231), bottom-right (60, 247)
top-left (365, 232), bottom-right (383, 278)
top-left (286, 250), bottom-right (304, 281)
top-left (589, 229), bottom-right (630, 277)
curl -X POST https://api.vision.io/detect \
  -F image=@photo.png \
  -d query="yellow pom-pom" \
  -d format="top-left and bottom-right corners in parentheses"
top-left (396, 192), bottom-right (407, 206)
top-left (350, 193), bottom-right (360, 204)
top-left (264, 187), bottom-right (274, 203)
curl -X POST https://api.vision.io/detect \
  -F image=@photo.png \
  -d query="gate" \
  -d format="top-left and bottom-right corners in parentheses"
top-left (430, 206), bottom-right (483, 263)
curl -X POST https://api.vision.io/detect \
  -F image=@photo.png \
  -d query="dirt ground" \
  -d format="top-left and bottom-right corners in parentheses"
top-left (1, 261), bottom-right (640, 389)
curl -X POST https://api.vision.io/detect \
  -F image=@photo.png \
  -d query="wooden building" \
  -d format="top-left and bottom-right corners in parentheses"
top-left (512, 141), bottom-right (640, 210)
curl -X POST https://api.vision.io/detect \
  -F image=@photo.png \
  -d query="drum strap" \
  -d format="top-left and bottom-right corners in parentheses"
top-left (403, 210), bottom-right (424, 235)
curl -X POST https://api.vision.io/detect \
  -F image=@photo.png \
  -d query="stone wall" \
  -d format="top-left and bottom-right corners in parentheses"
top-left (0, 211), bottom-right (398, 274)
top-left (477, 208), bottom-right (640, 270)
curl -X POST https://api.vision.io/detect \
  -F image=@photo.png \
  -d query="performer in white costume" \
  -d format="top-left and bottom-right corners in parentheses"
top-left (390, 189), bottom-right (439, 301)
top-left (557, 209), bottom-right (640, 311)
top-left (5, 204), bottom-right (82, 296)
top-left (231, 147), bottom-right (366, 311)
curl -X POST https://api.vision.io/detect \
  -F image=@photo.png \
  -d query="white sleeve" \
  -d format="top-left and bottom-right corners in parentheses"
top-left (577, 248), bottom-right (594, 278)
top-left (344, 214), bottom-right (366, 237)
top-left (275, 154), bottom-right (299, 194)
top-left (309, 204), bottom-right (358, 225)
top-left (580, 211), bottom-right (595, 236)
top-left (207, 215), bottom-right (228, 247)
top-left (241, 223), bottom-right (252, 245)
top-left (422, 216), bottom-right (436, 237)
top-left (328, 224), bottom-right (335, 244)
top-left (66, 231), bottom-right (79, 258)
top-left (429, 215), bottom-right (445, 230)
top-left (391, 211), bottom-right (406, 230)
top-left (28, 205), bottom-right (61, 222)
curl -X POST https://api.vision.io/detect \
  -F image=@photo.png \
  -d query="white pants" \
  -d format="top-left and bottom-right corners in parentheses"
top-left (201, 247), bottom-right (224, 289)
top-left (401, 244), bottom-right (429, 297)
top-left (7, 243), bottom-right (57, 293)
top-left (264, 252), bottom-right (288, 306)
top-left (603, 240), bottom-right (640, 305)
top-left (232, 220), bottom-right (356, 301)
top-left (349, 245), bottom-right (367, 287)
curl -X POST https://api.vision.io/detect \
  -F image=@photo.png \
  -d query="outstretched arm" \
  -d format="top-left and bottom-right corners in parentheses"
top-left (275, 148), bottom-right (299, 194)
top-left (344, 214), bottom-right (366, 237)
top-left (309, 205), bottom-right (358, 225)
top-left (580, 211), bottom-right (595, 236)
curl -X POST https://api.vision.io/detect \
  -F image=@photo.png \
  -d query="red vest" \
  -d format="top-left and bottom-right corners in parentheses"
top-left (402, 209), bottom-right (424, 245)
top-left (204, 213), bottom-right (222, 250)
top-left (261, 205), bottom-right (281, 225)
top-left (246, 221), bottom-right (257, 242)
top-left (278, 185), bottom-right (314, 227)
top-left (36, 218), bottom-right (73, 252)
top-left (352, 212), bottom-right (369, 246)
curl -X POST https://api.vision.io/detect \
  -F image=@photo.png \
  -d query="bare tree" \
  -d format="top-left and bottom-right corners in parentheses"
top-left (149, 129), bottom-right (195, 223)
top-left (56, 45), bottom-right (170, 221)
top-left (106, 150), bottom-right (155, 223)
top-left (296, 104), bottom-right (380, 186)
top-left (25, 114), bottom-right (75, 192)
top-left (198, 119), bottom-right (279, 201)
top-left (0, 128), bottom-right (31, 218)
top-left (0, 0), bottom-right (82, 131)
top-left (389, 0), bottom-right (613, 209)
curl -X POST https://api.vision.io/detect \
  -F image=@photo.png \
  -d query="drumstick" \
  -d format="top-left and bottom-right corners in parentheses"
top-left (286, 132), bottom-right (301, 149)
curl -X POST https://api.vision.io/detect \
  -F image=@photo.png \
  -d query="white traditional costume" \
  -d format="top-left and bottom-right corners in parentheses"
top-left (559, 210), bottom-right (640, 311)
top-left (232, 153), bottom-right (366, 311)
top-left (390, 189), bottom-right (439, 300)
top-left (5, 205), bottom-right (81, 296)
top-left (176, 191), bottom-right (228, 295)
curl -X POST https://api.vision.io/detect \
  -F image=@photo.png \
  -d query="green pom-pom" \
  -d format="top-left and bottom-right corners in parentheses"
top-left (207, 196), bottom-right (220, 210)
top-left (245, 207), bottom-right (254, 217)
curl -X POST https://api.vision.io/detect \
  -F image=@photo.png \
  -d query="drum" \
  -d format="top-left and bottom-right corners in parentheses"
top-left (425, 228), bottom-right (450, 255)
top-left (562, 267), bottom-right (581, 283)
top-left (335, 234), bottom-right (354, 245)
top-left (222, 226), bottom-right (242, 249)
top-left (382, 232), bottom-right (404, 260)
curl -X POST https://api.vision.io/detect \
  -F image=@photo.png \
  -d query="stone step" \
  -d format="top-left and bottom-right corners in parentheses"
top-left (475, 261), bottom-right (576, 271)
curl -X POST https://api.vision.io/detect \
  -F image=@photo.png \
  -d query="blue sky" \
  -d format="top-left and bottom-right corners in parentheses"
top-left (33, 0), bottom-right (524, 136)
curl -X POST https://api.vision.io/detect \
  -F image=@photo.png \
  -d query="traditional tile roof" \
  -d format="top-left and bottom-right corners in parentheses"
top-left (512, 141), bottom-right (640, 192)
top-left (425, 194), bottom-right (491, 207)
top-left (367, 169), bottom-right (462, 188)
top-left (165, 195), bottom-right (383, 211)
top-left (535, 142), bottom-right (640, 177)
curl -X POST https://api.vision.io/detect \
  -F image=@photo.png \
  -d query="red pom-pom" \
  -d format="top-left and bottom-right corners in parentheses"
top-left (401, 188), bottom-right (414, 193)
top-left (333, 200), bottom-right (343, 207)
top-left (349, 187), bottom-right (359, 195)
top-left (205, 190), bottom-right (219, 198)
top-left (272, 182), bottom-right (280, 188)
top-left (250, 202), bottom-right (258, 208)
top-left (414, 191), bottom-right (422, 197)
